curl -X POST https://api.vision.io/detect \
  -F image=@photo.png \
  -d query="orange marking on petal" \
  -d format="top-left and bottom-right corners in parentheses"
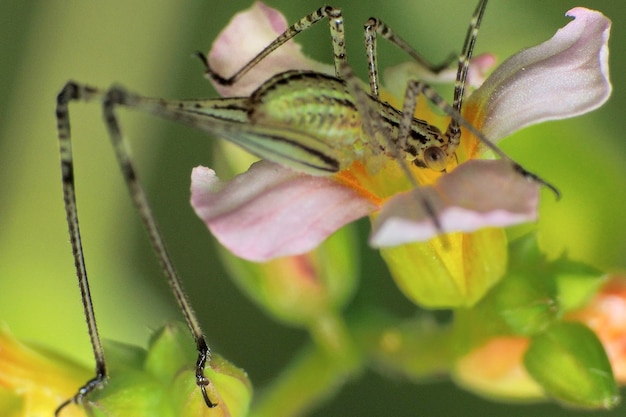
top-left (461, 102), bottom-right (486, 162)
top-left (334, 162), bottom-right (384, 206)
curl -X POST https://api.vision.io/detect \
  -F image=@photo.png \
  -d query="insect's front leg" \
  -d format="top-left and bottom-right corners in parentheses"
top-left (445, 0), bottom-right (488, 143)
top-left (363, 18), bottom-right (457, 98)
top-left (401, 78), bottom-right (561, 199)
top-left (199, 6), bottom-right (350, 85)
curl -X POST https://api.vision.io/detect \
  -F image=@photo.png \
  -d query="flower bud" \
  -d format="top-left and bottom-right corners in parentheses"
top-left (0, 323), bottom-right (251, 417)
top-left (524, 322), bottom-right (618, 409)
top-left (91, 322), bottom-right (252, 417)
top-left (218, 226), bottom-right (358, 327)
top-left (454, 337), bottom-right (544, 401)
top-left (567, 276), bottom-right (626, 383)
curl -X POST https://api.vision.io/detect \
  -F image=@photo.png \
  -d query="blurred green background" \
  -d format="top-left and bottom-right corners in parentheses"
top-left (0, 0), bottom-right (624, 415)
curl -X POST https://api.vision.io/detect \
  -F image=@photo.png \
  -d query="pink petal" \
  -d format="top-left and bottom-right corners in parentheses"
top-left (369, 160), bottom-right (539, 247)
top-left (383, 54), bottom-right (497, 101)
top-left (466, 8), bottom-right (611, 140)
top-left (207, 2), bottom-right (333, 97)
top-left (191, 161), bottom-right (376, 261)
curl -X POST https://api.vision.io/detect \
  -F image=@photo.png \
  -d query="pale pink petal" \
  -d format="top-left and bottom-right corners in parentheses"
top-left (466, 8), bottom-right (611, 140)
top-left (191, 161), bottom-right (376, 261)
top-left (465, 54), bottom-right (498, 89)
top-left (207, 2), bottom-right (333, 97)
top-left (383, 54), bottom-right (496, 100)
top-left (369, 160), bottom-right (539, 247)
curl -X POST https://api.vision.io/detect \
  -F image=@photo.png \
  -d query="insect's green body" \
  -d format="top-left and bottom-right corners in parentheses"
top-left (152, 69), bottom-right (450, 176)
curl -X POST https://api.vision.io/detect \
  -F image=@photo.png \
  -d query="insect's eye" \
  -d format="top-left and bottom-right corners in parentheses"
top-left (423, 146), bottom-right (448, 172)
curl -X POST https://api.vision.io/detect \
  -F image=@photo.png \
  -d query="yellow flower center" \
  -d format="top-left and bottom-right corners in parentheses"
top-left (332, 89), bottom-right (483, 206)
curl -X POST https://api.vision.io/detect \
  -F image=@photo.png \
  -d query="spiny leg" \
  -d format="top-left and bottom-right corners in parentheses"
top-left (335, 56), bottom-right (445, 233)
top-left (367, 0), bottom-right (488, 152)
top-left (387, 0), bottom-right (558, 196)
top-left (363, 18), bottom-right (457, 98)
top-left (55, 83), bottom-right (108, 416)
top-left (444, 0), bottom-right (488, 147)
top-left (400, 78), bottom-right (561, 198)
top-left (305, 9), bottom-right (448, 234)
top-left (55, 81), bottom-right (217, 414)
top-left (103, 86), bottom-right (216, 408)
top-left (202, 5), bottom-right (348, 84)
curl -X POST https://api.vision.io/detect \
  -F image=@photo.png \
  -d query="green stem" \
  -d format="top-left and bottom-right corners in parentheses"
top-left (249, 341), bottom-right (362, 417)
top-left (250, 312), bottom-right (363, 417)
top-left (351, 310), bottom-right (456, 381)
top-left (308, 311), bottom-right (359, 371)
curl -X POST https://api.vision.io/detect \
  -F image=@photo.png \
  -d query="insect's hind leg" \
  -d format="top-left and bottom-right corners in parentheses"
top-left (55, 82), bottom-right (108, 416)
top-left (55, 81), bottom-right (217, 413)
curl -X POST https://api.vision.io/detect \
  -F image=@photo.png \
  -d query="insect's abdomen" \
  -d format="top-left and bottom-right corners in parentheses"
top-left (250, 71), bottom-right (364, 157)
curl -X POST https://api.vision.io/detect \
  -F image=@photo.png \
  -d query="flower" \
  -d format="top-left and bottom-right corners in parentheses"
top-left (191, 3), bottom-right (611, 306)
top-left (0, 323), bottom-right (91, 417)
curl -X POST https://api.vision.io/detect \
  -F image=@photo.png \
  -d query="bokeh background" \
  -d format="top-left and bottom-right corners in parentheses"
top-left (0, 1), bottom-right (624, 415)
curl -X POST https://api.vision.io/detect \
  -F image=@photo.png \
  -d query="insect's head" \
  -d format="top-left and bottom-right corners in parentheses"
top-left (403, 126), bottom-right (452, 173)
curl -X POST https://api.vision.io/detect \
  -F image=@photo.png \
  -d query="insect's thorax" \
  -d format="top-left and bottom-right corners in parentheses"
top-left (249, 70), bottom-right (452, 170)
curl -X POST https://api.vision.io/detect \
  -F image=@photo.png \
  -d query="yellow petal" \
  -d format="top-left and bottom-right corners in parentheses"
top-left (380, 228), bottom-right (507, 308)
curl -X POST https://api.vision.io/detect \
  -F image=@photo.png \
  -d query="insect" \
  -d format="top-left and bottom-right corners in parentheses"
top-left (55, 0), bottom-right (558, 414)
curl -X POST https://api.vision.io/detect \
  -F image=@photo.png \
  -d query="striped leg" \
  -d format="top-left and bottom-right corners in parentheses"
top-left (203, 5), bottom-right (350, 85)
top-left (55, 81), bottom-right (216, 415)
top-left (445, 0), bottom-right (489, 148)
top-left (363, 0), bottom-right (489, 151)
top-left (397, 78), bottom-right (561, 198)
top-left (362, 18), bottom-right (456, 98)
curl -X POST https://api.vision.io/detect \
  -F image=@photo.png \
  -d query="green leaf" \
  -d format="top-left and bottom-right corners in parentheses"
top-left (492, 271), bottom-right (559, 335)
top-left (551, 257), bottom-right (607, 312)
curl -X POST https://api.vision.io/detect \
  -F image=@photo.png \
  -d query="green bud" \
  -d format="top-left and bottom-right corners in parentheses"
top-left (89, 322), bottom-right (251, 417)
top-left (218, 226), bottom-right (358, 327)
top-left (552, 258), bottom-right (607, 312)
top-left (524, 322), bottom-right (619, 409)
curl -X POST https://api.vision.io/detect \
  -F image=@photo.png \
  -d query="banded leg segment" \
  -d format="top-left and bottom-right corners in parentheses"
top-left (444, 0), bottom-right (488, 143)
top-left (204, 5), bottom-right (348, 84)
top-left (55, 81), bottom-right (216, 414)
top-left (397, 78), bottom-right (561, 198)
top-left (363, 18), bottom-right (457, 98)
top-left (364, 0), bottom-right (489, 151)
top-left (336, 60), bottom-right (445, 232)
top-left (55, 83), bottom-right (107, 416)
